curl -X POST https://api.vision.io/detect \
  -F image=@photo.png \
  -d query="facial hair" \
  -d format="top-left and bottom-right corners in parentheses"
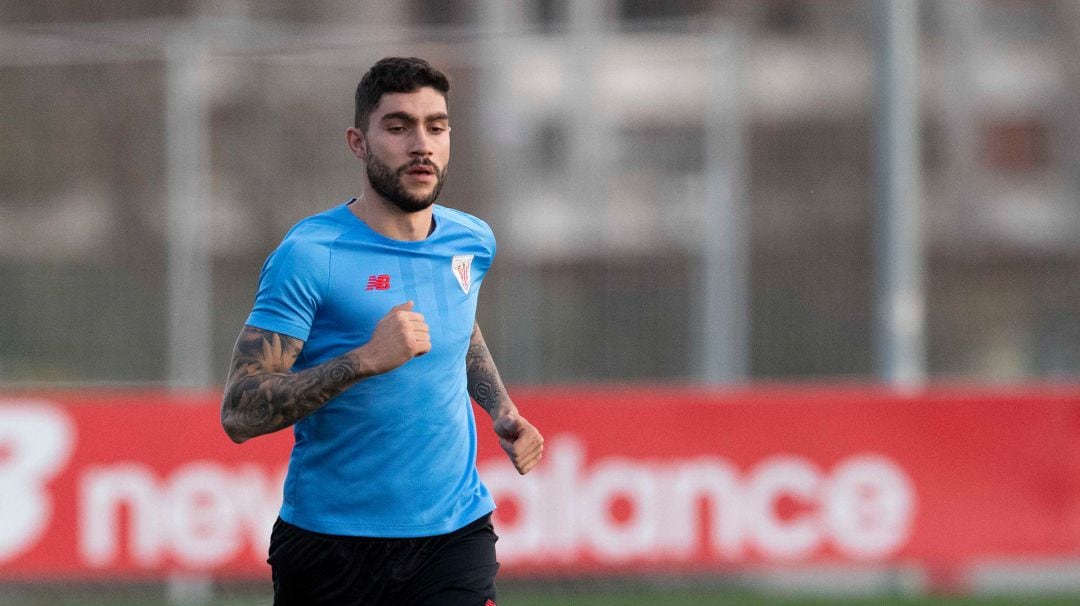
top-left (365, 153), bottom-right (447, 214)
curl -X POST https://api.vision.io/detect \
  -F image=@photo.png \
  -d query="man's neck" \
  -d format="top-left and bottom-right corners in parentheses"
top-left (348, 194), bottom-right (434, 242)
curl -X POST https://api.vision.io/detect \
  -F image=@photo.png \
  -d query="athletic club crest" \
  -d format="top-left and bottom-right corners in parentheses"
top-left (451, 254), bottom-right (473, 294)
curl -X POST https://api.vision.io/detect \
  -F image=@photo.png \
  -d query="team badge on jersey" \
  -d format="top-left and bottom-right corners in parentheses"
top-left (451, 254), bottom-right (473, 294)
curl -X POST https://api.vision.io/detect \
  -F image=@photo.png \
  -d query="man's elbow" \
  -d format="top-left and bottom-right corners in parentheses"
top-left (220, 415), bottom-right (251, 444)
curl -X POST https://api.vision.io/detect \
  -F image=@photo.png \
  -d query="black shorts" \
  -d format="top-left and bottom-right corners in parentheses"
top-left (268, 513), bottom-right (499, 606)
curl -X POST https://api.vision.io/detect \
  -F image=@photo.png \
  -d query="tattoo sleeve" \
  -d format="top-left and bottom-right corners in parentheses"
top-left (220, 326), bottom-right (365, 443)
top-left (466, 323), bottom-right (512, 419)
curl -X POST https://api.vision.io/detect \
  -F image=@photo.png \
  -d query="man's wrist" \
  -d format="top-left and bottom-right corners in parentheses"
top-left (349, 346), bottom-right (377, 378)
top-left (491, 401), bottom-right (517, 421)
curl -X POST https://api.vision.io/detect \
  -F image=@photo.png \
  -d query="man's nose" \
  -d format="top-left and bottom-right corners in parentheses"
top-left (409, 130), bottom-right (434, 157)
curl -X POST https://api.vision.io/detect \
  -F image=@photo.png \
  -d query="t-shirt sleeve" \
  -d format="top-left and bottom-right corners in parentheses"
top-left (485, 221), bottom-right (497, 260)
top-left (245, 236), bottom-right (329, 342)
top-left (472, 216), bottom-right (497, 278)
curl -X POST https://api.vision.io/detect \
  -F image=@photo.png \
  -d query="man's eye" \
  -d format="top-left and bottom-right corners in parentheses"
top-left (429, 126), bottom-right (447, 134)
top-left (387, 126), bottom-right (407, 133)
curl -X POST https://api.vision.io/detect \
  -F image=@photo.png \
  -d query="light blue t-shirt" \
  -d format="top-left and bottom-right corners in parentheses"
top-left (246, 201), bottom-right (497, 538)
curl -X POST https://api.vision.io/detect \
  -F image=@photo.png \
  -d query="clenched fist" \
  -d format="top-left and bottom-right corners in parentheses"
top-left (357, 301), bottom-right (431, 376)
top-left (493, 412), bottom-right (544, 475)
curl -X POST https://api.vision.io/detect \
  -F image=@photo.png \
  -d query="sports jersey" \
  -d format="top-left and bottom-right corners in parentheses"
top-left (246, 200), bottom-right (497, 538)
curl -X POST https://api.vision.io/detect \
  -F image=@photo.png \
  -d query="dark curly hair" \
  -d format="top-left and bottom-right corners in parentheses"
top-left (354, 57), bottom-right (450, 131)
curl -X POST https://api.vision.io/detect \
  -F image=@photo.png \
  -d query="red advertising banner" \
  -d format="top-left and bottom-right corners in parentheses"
top-left (0, 386), bottom-right (1078, 580)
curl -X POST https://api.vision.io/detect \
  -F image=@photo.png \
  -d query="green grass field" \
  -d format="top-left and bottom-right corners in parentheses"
top-left (505, 591), bottom-right (1080, 606)
top-left (3, 583), bottom-right (1079, 606)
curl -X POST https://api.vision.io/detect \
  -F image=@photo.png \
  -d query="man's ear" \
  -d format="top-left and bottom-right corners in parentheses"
top-left (345, 127), bottom-right (367, 160)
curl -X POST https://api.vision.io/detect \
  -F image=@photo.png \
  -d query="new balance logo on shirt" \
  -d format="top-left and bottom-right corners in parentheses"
top-left (366, 256), bottom-right (473, 294)
top-left (366, 274), bottom-right (391, 291)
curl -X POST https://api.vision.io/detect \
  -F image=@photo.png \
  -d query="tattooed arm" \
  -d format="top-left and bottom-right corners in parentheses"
top-left (221, 301), bottom-right (431, 443)
top-left (467, 323), bottom-right (544, 474)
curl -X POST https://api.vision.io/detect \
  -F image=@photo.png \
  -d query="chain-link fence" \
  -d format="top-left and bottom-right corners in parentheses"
top-left (1, 0), bottom-right (1079, 387)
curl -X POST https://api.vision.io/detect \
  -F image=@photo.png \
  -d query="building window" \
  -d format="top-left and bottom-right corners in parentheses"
top-left (981, 117), bottom-right (1050, 174)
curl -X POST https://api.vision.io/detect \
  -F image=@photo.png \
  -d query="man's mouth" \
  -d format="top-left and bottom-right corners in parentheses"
top-left (404, 163), bottom-right (436, 176)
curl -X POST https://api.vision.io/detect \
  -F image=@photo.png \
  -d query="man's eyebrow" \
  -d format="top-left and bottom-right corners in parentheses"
top-left (379, 111), bottom-right (449, 124)
top-left (380, 111), bottom-right (417, 124)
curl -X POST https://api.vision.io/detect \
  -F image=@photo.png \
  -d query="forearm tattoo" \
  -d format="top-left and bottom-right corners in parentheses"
top-left (466, 324), bottom-right (508, 418)
top-left (220, 327), bottom-right (363, 442)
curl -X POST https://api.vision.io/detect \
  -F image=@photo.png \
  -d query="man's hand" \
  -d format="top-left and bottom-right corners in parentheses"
top-left (493, 413), bottom-right (544, 475)
top-left (357, 301), bottom-right (431, 376)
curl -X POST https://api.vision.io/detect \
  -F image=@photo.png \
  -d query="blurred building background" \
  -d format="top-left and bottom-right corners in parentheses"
top-left (1, 0), bottom-right (1079, 388)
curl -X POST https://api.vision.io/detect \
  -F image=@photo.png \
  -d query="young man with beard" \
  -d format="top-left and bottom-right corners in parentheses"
top-left (220, 57), bottom-right (543, 606)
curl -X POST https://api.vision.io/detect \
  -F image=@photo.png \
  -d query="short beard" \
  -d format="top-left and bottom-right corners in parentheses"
top-left (366, 154), bottom-right (446, 214)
